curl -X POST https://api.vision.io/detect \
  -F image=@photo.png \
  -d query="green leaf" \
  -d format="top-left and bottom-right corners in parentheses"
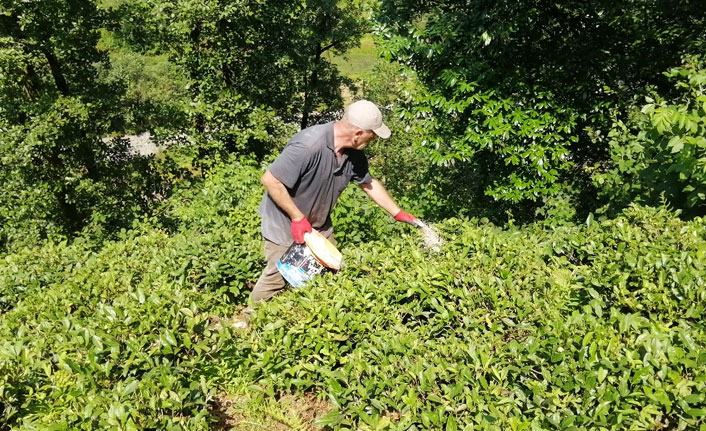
top-left (668, 136), bottom-right (684, 153)
top-left (687, 408), bottom-right (706, 418)
top-left (598, 368), bottom-right (608, 383)
top-left (315, 411), bottom-right (345, 427)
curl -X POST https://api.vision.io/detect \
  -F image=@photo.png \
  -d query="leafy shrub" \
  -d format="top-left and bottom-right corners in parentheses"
top-left (183, 93), bottom-right (294, 164)
top-left (332, 186), bottom-right (409, 247)
top-left (354, 56), bottom-right (576, 223)
top-left (356, 61), bottom-right (473, 222)
top-left (0, 161), bottom-right (264, 429)
top-left (3, 158), bottom-right (706, 431)
top-left (0, 97), bottom-right (165, 252)
top-left (234, 204), bottom-right (706, 430)
top-left (593, 56), bottom-right (706, 217)
top-left (376, 0), bottom-right (706, 211)
top-left (98, 46), bottom-right (190, 133)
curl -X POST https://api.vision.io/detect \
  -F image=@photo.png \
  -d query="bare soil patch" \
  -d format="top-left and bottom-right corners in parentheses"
top-left (211, 392), bottom-right (332, 431)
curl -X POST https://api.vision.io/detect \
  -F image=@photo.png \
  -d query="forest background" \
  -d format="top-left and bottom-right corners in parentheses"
top-left (1, 0), bottom-right (706, 430)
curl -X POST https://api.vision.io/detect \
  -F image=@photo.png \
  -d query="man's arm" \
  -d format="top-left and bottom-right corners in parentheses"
top-left (359, 178), bottom-right (421, 227)
top-left (261, 170), bottom-right (305, 221)
top-left (358, 178), bottom-right (401, 216)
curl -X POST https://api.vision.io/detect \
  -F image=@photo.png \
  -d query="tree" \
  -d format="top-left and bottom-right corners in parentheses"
top-left (0, 0), bottom-right (159, 249)
top-left (377, 0), bottom-right (706, 211)
top-left (593, 56), bottom-right (706, 216)
top-left (0, 0), bottom-right (108, 117)
top-left (111, 0), bottom-right (371, 129)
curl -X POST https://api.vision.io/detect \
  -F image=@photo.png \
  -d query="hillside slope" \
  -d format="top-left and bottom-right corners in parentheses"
top-left (1, 162), bottom-right (705, 430)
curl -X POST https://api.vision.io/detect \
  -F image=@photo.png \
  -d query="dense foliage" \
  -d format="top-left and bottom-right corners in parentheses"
top-left (0, 0), bottom-right (165, 250)
top-left (238, 204), bottom-right (706, 430)
top-left (0, 161), bottom-right (264, 429)
top-left (3, 1), bottom-right (706, 429)
top-left (2, 162), bottom-right (706, 430)
top-left (594, 56), bottom-right (706, 216)
top-left (376, 0), bottom-right (706, 212)
top-left (1, 0), bottom-right (374, 251)
top-left (110, 0), bottom-right (371, 128)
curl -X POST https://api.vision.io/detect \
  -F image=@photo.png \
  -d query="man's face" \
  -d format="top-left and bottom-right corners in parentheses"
top-left (353, 130), bottom-right (377, 150)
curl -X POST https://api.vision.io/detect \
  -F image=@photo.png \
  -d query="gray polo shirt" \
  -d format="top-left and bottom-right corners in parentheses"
top-left (258, 122), bottom-right (372, 245)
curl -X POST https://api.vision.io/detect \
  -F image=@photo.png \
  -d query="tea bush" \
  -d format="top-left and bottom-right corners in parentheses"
top-left (2, 160), bottom-right (705, 430)
top-left (0, 161), bottom-right (264, 429)
top-left (233, 205), bottom-right (706, 430)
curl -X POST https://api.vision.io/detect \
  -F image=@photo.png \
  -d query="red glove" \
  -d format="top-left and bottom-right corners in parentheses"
top-left (291, 217), bottom-right (312, 244)
top-left (394, 210), bottom-right (420, 227)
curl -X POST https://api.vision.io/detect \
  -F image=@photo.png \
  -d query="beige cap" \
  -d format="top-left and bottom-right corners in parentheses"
top-left (344, 100), bottom-right (391, 139)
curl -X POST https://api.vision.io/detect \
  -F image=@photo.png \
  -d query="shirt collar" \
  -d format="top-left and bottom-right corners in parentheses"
top-left (325, 121), bottom-right (335, 151)
top-left (326, 122), bottom-right (347, 173)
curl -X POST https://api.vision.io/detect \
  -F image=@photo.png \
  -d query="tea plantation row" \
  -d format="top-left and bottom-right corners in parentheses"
top-left (233, 204), bottom-right (706, 430)
top-left (0, 163), bottom-right (265, 430)
top-left (2, 162), bottom-right (706, 430)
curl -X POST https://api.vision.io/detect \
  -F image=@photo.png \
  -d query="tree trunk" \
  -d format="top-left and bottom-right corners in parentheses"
top-left (57, 185), bottom-right (82, 232)
top-left (40, 46), bottom-right (70, 96)
top-left (21, 63), bottom-right (42, 100)
top-left (189, 21), bottom-right (206, 134)
top-left (300, 88), bottom-right (312, 129)
top-left (300, 48), bottom-right (322, 129)
top-left (46, 145), bottom-right (82, 231)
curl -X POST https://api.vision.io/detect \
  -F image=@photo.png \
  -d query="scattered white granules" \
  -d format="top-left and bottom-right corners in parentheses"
top-left (415, 220), bottom-right (444, 252)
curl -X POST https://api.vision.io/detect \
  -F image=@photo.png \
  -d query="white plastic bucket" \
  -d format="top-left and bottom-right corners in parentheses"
top-left (276, 230), bottom-right (342, 287)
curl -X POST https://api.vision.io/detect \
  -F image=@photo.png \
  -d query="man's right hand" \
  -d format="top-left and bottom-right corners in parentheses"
top-left (291, 217), bottom-right (312, 244)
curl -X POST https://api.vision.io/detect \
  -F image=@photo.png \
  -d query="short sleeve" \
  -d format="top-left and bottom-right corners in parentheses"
top-left (350, 151), bottom-right (372, 185)
top-left (268, 141), bottom-right (312, 189)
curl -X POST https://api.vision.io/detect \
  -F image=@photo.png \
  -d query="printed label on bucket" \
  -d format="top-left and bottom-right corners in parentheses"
top-left (277, 242), bottom-right (326, 287)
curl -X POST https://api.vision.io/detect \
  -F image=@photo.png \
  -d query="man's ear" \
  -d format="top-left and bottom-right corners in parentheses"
top-left (351, 129), bottom-right (364, 144)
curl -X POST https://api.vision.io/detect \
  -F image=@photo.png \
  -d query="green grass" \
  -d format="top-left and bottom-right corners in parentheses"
top-left (97, 0), bottom-right (131, 9)
top-left (329, 34), bottom-right (380, 80)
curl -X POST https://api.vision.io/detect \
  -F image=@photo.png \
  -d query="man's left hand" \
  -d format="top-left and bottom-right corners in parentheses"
top-left (394, 210), bottom-right (422, 227)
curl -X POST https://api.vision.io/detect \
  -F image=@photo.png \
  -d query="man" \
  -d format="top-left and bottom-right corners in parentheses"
top-left (250, 100), bottom-right (420, 304)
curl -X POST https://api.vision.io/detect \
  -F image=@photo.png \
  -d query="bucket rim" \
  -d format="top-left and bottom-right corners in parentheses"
top-left (304, 230), bottom-right (342, 270)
